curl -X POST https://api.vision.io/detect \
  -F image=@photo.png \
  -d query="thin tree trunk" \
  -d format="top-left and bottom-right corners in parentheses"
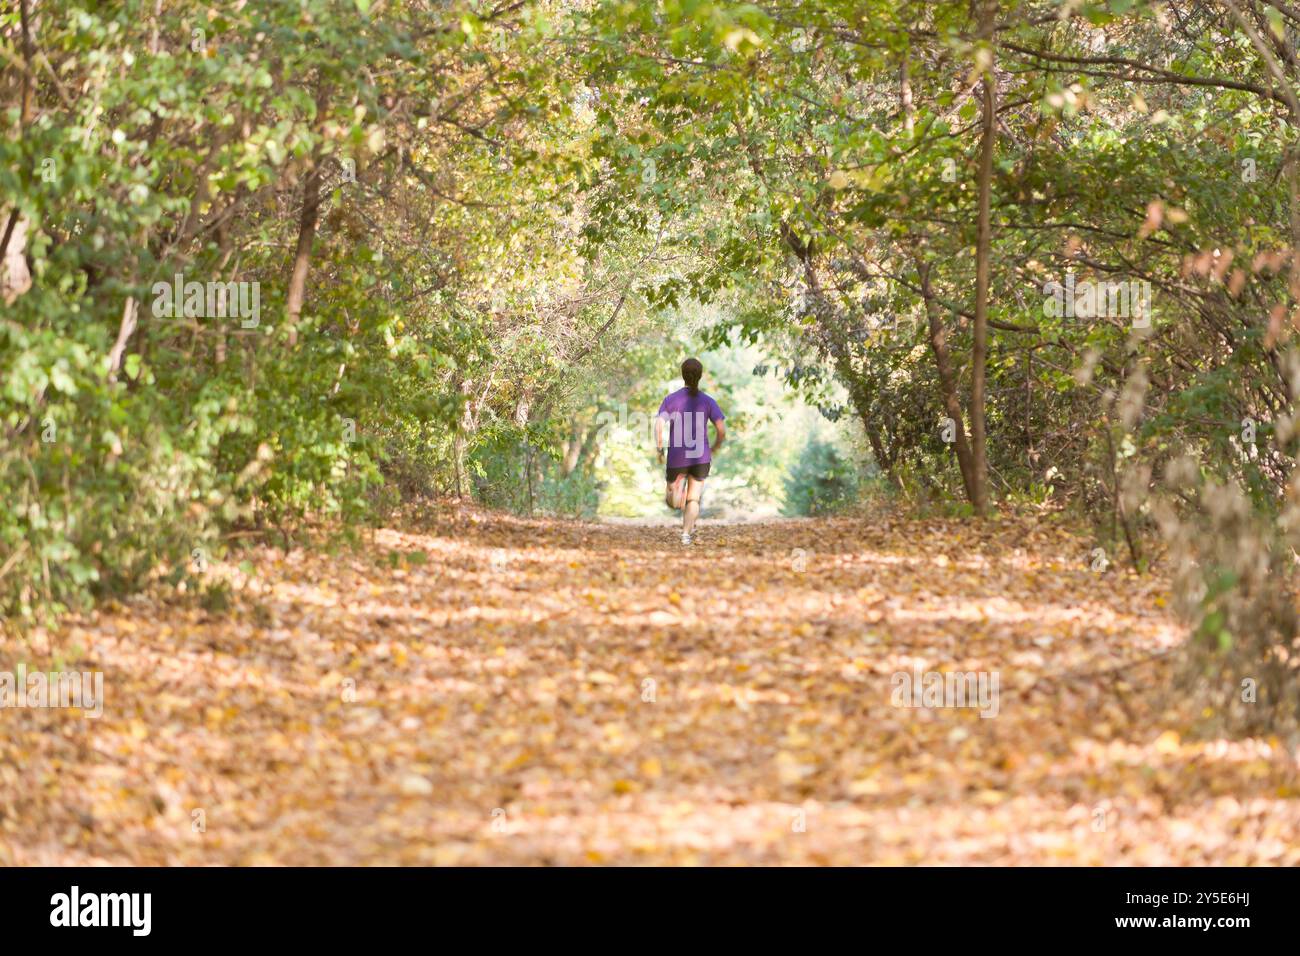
top-left (284, 163), bottom-right (321, 348)
top-left (1, 210), bottom-right (31, 304)
top-left (561, 423), bottom-right (583, 477)
top-left (783, 222), bottom-right (898, 488)
top-left (525, 443), bottom-right (535, 515)
top-left (917, 258), bottom-right (978, 502)
top-left (284, 83), bottom-right (330, 348)
top-left (576, 422), bottom-right (603, 474)
top-left (106, 296), bottom-right (139, 383)
top-left (3, 1), bottom-right (35, 304)
top-left (452, 433), bottom-right (467, 499)
top-left (452, 374), bottom-right (476, 499)
top-left (860, 406), bottom-right (893, 484)
top-left (834, 353), bottom-right (896, 486)
top-left (969, 1), bottom-right (997, 515)
top-left (19, 0), bottom-right (35, 125)
top-left (899, 56), bottom-right (914, 136)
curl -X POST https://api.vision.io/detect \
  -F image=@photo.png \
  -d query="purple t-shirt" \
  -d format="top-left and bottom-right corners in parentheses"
top-left (657, 388), bottom-right (725, 468)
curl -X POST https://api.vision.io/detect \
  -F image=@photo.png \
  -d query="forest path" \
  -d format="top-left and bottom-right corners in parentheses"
top-left (8, 508), bottom-right (1300, 864)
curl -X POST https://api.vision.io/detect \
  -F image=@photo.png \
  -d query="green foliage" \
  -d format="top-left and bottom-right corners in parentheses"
top-left (783, 435), bottom-right (862, 516)
top-left (0, 0), bottom-right (589, 622)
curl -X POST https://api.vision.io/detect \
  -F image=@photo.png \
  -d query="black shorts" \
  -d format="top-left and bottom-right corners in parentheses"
top-left (666, 462), bottom-right (711, 482)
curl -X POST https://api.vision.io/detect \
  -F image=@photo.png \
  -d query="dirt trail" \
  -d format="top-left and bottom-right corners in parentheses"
top-left (5, 509), bottom-right (1299, 864)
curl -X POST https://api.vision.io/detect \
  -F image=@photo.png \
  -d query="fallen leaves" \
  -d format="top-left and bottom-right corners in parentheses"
top-left (3, 507), bottom-right (1299, 864)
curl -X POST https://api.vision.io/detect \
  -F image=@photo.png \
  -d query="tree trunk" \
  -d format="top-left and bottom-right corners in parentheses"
top-left (780, 223), bottom-right (898, 485)
top-left (284, 83), bottom-right (330, 347)
top-left (3, 2), bottom-right (36, 304)
top-left (918, 258), bottom-right (978, 502)
top-left (834, 353), bottom-right (896, 486)
top-left (899, 56), bottom-right (914, 136)
top-left (576, 424), bottom-right (602, 474)
top-left (106, 296), bottom-right (139, 383)
top-left (19, 0), bottom-right (35, 125)
top-left (969, 1), bottom-right (997, 515)
top-left (561, 422), bottom-right (583, 477)
top-left (859, 404), bottom-right (894, 484)
top-left (452, 433), bottom-right (468, 499)
top-left (562, 420), bottom-right (604, 477)
top-left (284, 162), bottom-right (321, 348)
top-left (451, 374), bottom-right (477, 499)
top-left (1, 210), bottom-right (31, 304)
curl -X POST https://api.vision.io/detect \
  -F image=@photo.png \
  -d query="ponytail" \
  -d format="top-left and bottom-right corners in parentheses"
top-left (681, 357), bottom-right (703, 395)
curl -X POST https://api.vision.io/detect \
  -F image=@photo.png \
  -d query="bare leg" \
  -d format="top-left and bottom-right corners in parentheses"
top-left (683, 477), bottom-right (703, 536)
top-left (666, 475), bottom-right (686, 510)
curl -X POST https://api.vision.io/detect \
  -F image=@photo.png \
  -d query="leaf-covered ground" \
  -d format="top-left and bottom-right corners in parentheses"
top-left (5, 509), bottom-right (1299, 865)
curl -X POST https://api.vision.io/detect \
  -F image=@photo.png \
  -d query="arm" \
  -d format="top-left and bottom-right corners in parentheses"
top-left (711, 418), bottom-right (725, 455)
top-left (655, 414), bottom-right (666, 463)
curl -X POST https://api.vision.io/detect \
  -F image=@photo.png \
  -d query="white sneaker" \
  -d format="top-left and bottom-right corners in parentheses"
top-left (681, 532), bottom-right (693, 546)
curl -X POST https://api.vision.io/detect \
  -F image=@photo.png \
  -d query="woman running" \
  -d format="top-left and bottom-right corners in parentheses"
top-left (655, 357), bottom-right (726, 545)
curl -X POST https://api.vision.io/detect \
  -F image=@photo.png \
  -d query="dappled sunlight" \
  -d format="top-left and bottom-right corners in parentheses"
top-left (6, 510), bottom-right (1298, 865)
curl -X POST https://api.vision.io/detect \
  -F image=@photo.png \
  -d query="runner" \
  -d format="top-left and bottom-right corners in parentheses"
top-left (655, 357), bottom-right (726, 545)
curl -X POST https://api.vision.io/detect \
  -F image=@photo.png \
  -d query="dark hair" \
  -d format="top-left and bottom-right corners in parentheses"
top-left (681, 357), bottom-right (703, 395)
